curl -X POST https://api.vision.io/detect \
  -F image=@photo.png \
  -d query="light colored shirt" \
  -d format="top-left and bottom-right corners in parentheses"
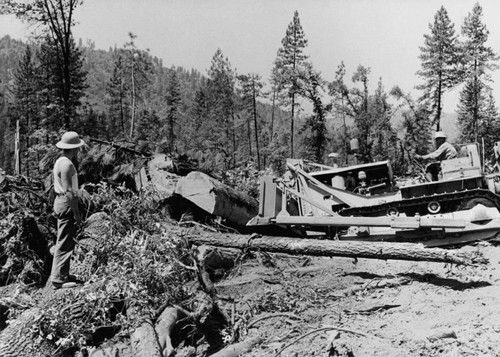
top-left (53, 157), bottom-right (78, 195)
top-left (422, 142), bottom-right (458, 161)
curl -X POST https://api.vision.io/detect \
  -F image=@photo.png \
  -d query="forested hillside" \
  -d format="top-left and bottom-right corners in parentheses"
top-left (1, 3), bottom-right (499, 181)
top-left (0, 34), bottom-right (295, 177)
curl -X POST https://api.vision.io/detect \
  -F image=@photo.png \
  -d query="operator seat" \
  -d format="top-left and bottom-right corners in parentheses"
top-left (440, 144), bottom-right (481, 180)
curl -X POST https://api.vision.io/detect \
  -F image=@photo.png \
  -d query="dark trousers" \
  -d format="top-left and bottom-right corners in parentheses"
top-left (425, 162), bottom-right (441, 181)
top-left (50, 196), bottom-right (77, 284)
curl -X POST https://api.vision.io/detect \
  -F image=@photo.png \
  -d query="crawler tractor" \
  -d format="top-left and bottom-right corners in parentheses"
top-left (248, 143), bottom-right (500, 247)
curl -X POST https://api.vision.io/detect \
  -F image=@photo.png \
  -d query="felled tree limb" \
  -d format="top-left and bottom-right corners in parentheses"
top-left (155, 306), bottom-right (189, 357)
top-left (186, 231), bottom-right (487, 266)
top-left (275, 326), bottom-right (380, 357)
top-left (89, 137), bottom-right (148, 156)
top-left (196, 245), bottom-right (240, 270)
top-left (131, 318), bottom-right (163, 357)
top-left (209, 335), bottom-right (263, 357)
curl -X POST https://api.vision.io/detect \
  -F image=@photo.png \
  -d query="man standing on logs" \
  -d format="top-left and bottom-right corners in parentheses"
top-left (50, 131), bottom-right (85, 289)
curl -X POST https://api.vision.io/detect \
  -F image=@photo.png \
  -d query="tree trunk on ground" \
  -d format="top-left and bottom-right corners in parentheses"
top-left (0, 308), bottom-right (55, 357)
top-left (130, 319), bottom-right (163, 357)
top-left (196, 245), bottom-right (240, 272)
top-left (186, 232), bottom-right (486, 266)
top-left (155, 306), bottom-right (189, 357)
top-left (210, 335), bottom-right (263, 357)
top-left (174, 172), bottom-right (258, 226)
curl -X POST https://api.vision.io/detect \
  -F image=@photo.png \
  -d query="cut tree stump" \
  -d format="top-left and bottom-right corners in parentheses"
top-left (174, 171), bottom-right (258, 226)
top-left (185, 232), bottom-right (487, 266)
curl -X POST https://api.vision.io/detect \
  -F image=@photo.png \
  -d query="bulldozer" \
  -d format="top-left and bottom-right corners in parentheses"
top-left (247, 142), bottom-right (500, 247)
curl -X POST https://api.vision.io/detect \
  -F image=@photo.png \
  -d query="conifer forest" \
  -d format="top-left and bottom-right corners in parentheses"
top-left (0, 3), bottom-right (498, 180)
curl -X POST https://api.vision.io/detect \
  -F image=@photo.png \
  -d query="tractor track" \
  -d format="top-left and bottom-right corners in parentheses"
top-left (339, 189), bottom-right (500, 218)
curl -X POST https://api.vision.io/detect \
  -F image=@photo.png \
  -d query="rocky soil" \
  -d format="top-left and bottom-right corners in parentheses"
top-left (213, 241), bottom-right (500, 357)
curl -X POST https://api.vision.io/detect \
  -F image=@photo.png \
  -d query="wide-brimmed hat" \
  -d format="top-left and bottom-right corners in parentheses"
top-left (434, 131), bottom-right (447, 139)
top-left (56, 131), bottom-right (85, 149)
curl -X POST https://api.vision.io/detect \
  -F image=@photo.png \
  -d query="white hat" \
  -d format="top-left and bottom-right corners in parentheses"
top-left (56, 131), bottom-right (85, 149)
top-left (434, 131), bottom-right (447, 139)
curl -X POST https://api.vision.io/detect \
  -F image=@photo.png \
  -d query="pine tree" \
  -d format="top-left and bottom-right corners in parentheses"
top-left (106, 56), bottom-right (128, 139)
top-left (237, 73), bottom-right (264, 169)
top-left (164, 67), bottom-right (181, 153)
top-left (417, 6), bottom-right (459, 131)
top-left (456, 78), bottom-right (500, 152)
top-left (206, 48), bottom-right (236, 168)
top-left (136, 108), bottom-right (161, 141)
top-left (482, 90), bottom-right (500, 157)
top-left (351, 65), bottom-right (372, 162)
top-left (268, 67), bottom-right (280, 142)
top-left (369, 79), bottom-right (396, 163)
top-left (183, 86), bottom-right (208, 152)
top-left (36, 35), bottom-right (87, 130)
top-left (13, 45), bottom-right (40, 175)
top-left (457, 2), bottom-right (499, 142)
top-left (460, 3), bottom-right (498, 81)
top-left (79, 106), bottom-right (107, 139)
top-left (66, 36), bottom-right (88, 125)
top-left (123, 33), bottom-right (153, 139)
top-left (297, 62), bottom-right (327, 162)
top-left (328, 62), bottom-right (352, 163)
top-left (6, 0), bottom-right (86, 127)
top-left (272, 10), bottom-right (309, 158)
top-left (457, 78), bottom-right (485, 143)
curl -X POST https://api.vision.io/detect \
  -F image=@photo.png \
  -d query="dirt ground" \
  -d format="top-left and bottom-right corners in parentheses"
top-left (214, 241), bottom-right (500, 357)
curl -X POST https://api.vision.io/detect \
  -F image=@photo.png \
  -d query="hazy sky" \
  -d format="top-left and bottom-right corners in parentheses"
top-left (2, 0), bottom-right (500, 112)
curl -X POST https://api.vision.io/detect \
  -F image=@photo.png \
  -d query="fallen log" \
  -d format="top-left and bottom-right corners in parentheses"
top-left (185, 232), bottom-right (487, 266)
top-left (196, 245), bottom-right (240, 272)
top-left (209, 335), bottom-right (263, 357)
top-left (155, 306), bottom-right (189, 357)
top-left (89, 137), bottom-right (148, 156)
top-left (130, 319), bottom-right (163, 357)
top-left (174, 171), bottom-right (258, 226)
top-left (0, 307), bottom-right (57, 357)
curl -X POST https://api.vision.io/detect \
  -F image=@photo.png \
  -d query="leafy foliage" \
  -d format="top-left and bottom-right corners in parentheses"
top-left (222, 163), bottom-right (267, 200)
top-left (34, 183), bottom-right (194, 350)
top-left (0, 175), bottom-right (53, 286)
top-left (390, 86), bottom-right (432, 176)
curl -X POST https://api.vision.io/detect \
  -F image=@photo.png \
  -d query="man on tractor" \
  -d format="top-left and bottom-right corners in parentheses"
top-left (415, 131), bottom-right (458, 181)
